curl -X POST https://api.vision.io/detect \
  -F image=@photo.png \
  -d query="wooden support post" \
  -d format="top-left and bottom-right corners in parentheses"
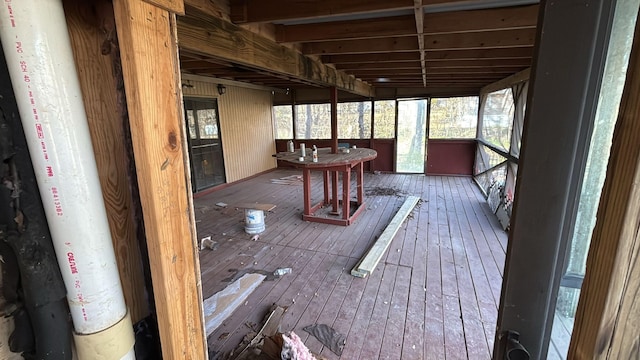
top-left (569, 16), bottom-right (640, 359)
top-left (64, 0), bottom-right (148, 324)
top-left (112, 0), bottom-right (206, 359)
top-left (330, 86), bottom-right (338, 154)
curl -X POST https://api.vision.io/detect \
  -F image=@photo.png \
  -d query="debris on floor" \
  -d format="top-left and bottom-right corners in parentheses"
top-left (364, 186), bottom-right (406, 197)
top-left (302, 324), bottom-right (346, 356)
top-left (281, 332), bottom-right (315, 360)
top-left (216, 202), bottom-right (228, 208)
top-left (273, 268), bottom-right (292, 277)
top-left (200, 236), bottom-right (218, 251)
top-left (223, 306), bottom-right (329, 360)
top-left (203, 273), bottom-right (267, 336)
top-left (270, 175), bottom-right (303, 185)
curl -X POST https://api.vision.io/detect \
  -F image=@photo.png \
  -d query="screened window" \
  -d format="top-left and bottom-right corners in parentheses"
top-left (429, 96), bottom-right (479, 139)
top-left (481, 88), bottom-right (515, 151)
top-left (295, 104), bottom-right (331, 139)
top-left (337, 101), bottom-right (372, 139)
top-left (373, 100), bottom-right (396, 138)
top-left (273, 105), bottom-right (293, 139)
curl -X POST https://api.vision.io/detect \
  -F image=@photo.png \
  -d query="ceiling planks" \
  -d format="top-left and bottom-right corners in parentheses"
top-left (178, 1), bottom-right (539, 97)
top-left (274, 5), bottom-right (538, 43)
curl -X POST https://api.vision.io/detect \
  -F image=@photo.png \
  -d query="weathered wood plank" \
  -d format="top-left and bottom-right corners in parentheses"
top-left (379, 265), bottom-right (412, 360)
top-left (144, 0), bottom-right (184, 14)
top-left (351, 196), bottom-right (420, 277)
top-left (112, 0), bottom-right (206, 358)
top-left (322, 47), bottom-right (533, 64)
top-left (303, 28), bottom-right (536, 55)
top-left (176, 11), bottom-right (374, 97)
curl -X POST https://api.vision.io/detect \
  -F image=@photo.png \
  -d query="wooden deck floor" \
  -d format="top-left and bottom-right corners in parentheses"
top-left (194, 169), bottom-right (507, 360)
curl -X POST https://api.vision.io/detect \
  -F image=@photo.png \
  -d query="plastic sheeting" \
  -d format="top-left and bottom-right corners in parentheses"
top-left (474, 79), bottom-right (528, 227)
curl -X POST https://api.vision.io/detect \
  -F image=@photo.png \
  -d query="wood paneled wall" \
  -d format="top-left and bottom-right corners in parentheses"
top-left (183, 80), bottom-right (277, 183)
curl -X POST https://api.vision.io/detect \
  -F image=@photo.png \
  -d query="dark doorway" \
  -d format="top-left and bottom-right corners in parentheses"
top-left (184, 98), bottom-right (226, 191)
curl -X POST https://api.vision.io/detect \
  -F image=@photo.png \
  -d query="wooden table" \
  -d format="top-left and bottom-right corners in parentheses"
top-left (276, 148), bottom-right (377, 226)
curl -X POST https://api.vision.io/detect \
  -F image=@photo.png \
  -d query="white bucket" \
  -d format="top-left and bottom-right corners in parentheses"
top-left (244, 209), bottom-right (265, 234)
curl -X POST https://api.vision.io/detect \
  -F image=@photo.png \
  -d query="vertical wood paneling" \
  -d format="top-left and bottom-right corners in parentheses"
top-left (65, 0), bottom-right (148, 323)
top-left (183, 80), bottom-right (277, 183)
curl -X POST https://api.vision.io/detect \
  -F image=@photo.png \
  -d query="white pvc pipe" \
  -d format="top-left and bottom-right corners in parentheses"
top-left (0, 1), bottom-right (134, 359)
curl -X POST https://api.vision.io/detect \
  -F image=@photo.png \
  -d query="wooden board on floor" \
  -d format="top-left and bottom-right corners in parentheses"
top-left (203, 273), bottom-right (266, 336)
top-left (351, 196), bottom-right (420, 278)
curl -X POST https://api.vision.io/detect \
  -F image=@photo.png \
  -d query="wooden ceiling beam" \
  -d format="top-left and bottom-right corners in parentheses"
top-left (303, 28), bottom-right (535, 55)
top-left (336, 61), bottom-right (422, 70)
top-left (275, 5), bottom-right (538, 43)
top-left (359, 73), bottom-right (506, 80)
top-left (374, 81), bottom-right (487, 87)
top-left (276, 15), bottom-right (416, 43)
top-left (228, 0), bottom-right (466, 24)
top-left (177, 11), bottom-right (374, 97)
top-left (414, 0), bottom-right (427, 87)
top-left (303, 36), bottom-right (418, 55)
top-left (335, 58), bottom-right (530, 71)
top-left (425, 28), bottom-right (536, 51)
top-left (351, 67), bottom-right (519, 76)
top-left (323, 52), bottom-right (420, 64)
top-left (323, 47), bottom-right (533, 64)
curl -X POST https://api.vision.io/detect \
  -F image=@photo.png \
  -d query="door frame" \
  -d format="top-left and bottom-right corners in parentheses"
top-left (183, 97), bottom-right (226, 192)
top-left (494, 0), bottom-right (618, 358)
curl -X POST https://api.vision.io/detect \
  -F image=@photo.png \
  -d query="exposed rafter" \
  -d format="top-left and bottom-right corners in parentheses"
top-left (303, 28), bottom-right (535, 55)
top-left (414, 0), bottom-right (426, 86)
top-left (178, 0), bottom-right (540, 97)
top-left (273, 5), bottom-right (538, 43)
top-left (177, 7), bottom-right (374, 97)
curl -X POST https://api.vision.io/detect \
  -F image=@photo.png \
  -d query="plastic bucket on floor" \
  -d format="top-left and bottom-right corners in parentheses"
top-left (244, 209), bottom-right (265, 234)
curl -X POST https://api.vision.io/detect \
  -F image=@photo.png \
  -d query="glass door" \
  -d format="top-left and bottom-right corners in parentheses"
top-left (184, 98), bottom-right (226, 192)
top-left (549, 0), bottom-right (640, 357)
top-left (396, 99), bottom-right (428, 173)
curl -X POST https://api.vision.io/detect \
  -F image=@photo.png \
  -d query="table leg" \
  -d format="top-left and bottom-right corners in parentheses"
top-left (342, 168), bottom-right (351, 220)
top-left (323, 170), bottom-right (330, 204)
top-left (303, 168), bottom-right (311, 216)
top-left (330, 171), bottom-right (340, 215)
top-left (357, 162), bottom-right (364, 204)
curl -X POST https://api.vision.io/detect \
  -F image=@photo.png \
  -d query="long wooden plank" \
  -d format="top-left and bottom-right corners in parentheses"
top-left (351, 196), bottom-right (420, 278)
top-left (177, 10), bottom-right (374, 97)
top-left (569, 15), bottom-right (640, 359)
top-left (303, 28), bottom-right (535, 55)
top-left (322, 47), bottom-right (533, 64)
top-left (112, 1), bottom-right (206, 358)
